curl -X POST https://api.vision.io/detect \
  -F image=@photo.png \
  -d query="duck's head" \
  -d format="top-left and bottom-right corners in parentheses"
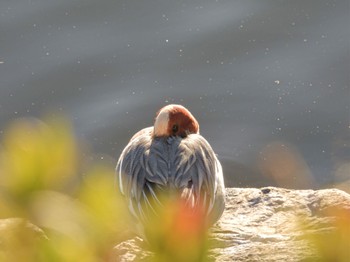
top-left (154, 104), bottom-right (199, 138)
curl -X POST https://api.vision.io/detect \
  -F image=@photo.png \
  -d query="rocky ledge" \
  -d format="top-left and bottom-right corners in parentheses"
top-left (114, 187), bottom-right (350, 261)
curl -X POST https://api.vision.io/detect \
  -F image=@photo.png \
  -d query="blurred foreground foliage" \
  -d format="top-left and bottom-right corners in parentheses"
top-left (145, 197), bottom-right (209, 262)
top-left (302, 207), bottom-right (350, 262)
top-left (0, 117), bottom-right (349, 261)
top-left (0, 117), bottom-right (211, 262)
top-left (0, 117), bottom-right (130, 261)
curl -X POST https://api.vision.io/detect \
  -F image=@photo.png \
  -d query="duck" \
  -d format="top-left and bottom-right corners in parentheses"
top-left (116, 104), bottom-right (225, 240)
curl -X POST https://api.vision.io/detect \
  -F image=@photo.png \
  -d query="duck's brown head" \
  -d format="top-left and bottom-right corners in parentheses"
top-left (154, 104), bottom-right (199, 138)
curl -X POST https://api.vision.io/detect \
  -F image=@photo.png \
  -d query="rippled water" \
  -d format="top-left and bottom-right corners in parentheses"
top-left (0, 0), bottom-right (349, 188)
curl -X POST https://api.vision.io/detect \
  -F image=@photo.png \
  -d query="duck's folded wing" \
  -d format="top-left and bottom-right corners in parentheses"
top-left (174, 134), bottom-right (225, 222)
top-left (116, 127), bottom-right (166, 221)
top-left (116, 131), bottom-right (225, 224)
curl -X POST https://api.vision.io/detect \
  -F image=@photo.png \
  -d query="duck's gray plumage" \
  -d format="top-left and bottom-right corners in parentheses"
top-left (116, 126), bottom-right (225, 227)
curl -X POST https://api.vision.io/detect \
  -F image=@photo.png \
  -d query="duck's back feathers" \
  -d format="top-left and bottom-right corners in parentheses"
top-left (116, 127), bottom-right (225, 226)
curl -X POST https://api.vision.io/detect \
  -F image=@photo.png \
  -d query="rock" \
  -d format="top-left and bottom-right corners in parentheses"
top-left (0, 218), bottom-right (48, 260)
top-left (0, 217), bottom-right (48, 241)
top-left (113, 187), bottom-right (350, 261)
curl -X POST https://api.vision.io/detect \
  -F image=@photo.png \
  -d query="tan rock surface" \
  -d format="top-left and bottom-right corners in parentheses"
top-left (114, 187), bottom-right (350, 261)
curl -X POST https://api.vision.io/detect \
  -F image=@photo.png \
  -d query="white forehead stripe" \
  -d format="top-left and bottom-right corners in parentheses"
top-left (154, 110), bottom-right (169, 136)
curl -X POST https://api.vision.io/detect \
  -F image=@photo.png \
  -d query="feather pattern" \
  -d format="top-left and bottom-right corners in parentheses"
top-left (116, 126), bottom-right (225, 226)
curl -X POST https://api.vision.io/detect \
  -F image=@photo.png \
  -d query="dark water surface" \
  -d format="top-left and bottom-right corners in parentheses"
top-left (0, 0), bottom-right (349, 188)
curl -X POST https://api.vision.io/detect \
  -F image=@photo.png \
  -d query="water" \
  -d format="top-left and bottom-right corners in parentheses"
top-left (0, 0), bottom-right (349, 189)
